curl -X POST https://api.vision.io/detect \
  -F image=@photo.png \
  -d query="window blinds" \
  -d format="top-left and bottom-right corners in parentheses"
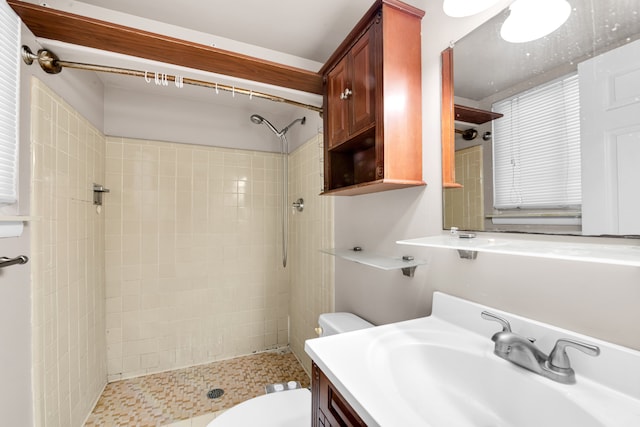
top-left (0, 1), bottom-right (20, 204)
top-left (492, 73), bottom-right (581, 209)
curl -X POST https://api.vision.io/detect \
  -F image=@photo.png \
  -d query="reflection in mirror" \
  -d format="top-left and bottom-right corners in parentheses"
top-left (442, 0), bottom-right (640, 236)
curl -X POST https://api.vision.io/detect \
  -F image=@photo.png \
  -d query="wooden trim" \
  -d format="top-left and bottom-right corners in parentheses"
top-left (312, 363), bottom-right (321, 427)
top-left (381, 1), bottom-right (423, 183)
top-left (441, 48), bottom-right (462, 189)
top-left (321, 179), bottom-right (425, 196)
top-left (8, 0), bottom-right (323, 95)
top-left (319, 0), bottom-right (425, 76)
top-left (380, 0), bottom-right (426, 19)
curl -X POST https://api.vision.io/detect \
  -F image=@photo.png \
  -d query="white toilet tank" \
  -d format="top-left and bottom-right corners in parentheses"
top-left (317, 312), bottom-right (374, 337)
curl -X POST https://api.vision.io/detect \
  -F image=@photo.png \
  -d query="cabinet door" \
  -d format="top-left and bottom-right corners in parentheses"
top-left (326, 55), bottom-right (350, 148)
top-left (349, 27), bottom-right (376, 136)
top-left (313, 363), bottom-right (367, 427)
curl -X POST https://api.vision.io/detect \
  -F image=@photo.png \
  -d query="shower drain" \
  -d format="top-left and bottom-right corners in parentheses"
top-left (207, 388), bottom-right (225, 399)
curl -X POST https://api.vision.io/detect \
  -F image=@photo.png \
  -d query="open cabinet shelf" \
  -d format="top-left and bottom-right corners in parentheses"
top-left (454, 104), bottom-right (503, 124)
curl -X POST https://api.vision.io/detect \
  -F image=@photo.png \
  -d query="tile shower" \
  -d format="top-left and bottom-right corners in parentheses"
top-left (104, 137), bottom-right (291, 380)
top-left (30, 77), bottom-right (334, 426)
top-left (443, 145), bottom-right (485, 231)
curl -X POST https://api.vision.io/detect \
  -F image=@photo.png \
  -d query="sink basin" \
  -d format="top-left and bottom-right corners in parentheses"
top-left (306, 293), bottom-right (640, 426)
top-left (368, 330), bottom-right (605, 427)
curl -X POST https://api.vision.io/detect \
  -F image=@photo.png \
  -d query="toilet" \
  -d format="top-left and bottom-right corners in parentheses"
top-left (207, 313), bottom-right (374, 427)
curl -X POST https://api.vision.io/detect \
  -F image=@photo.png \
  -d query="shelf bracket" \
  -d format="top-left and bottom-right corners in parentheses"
top-left (401, 255), bottom-right (418, 277)
top-left (457, 250), bottom-right (478, 260)
top-left (400, 266), bottom-right (418, 277)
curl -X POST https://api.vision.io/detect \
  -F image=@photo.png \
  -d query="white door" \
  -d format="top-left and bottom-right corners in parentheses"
top-left (579, 39), bottom-right (640, 235)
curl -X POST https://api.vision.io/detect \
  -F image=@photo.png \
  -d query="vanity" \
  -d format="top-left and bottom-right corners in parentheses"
top-left (305, 292), bottom-right (640, 426)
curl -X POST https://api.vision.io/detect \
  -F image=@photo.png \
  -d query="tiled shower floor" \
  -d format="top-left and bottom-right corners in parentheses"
top-left (84, 350), bottom-right (310, 427)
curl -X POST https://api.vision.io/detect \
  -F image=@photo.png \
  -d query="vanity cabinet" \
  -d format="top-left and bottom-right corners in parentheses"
top-left (321, 0), bottom-right (425, 196)
top-left (312, 362), bottom-right (367, 427)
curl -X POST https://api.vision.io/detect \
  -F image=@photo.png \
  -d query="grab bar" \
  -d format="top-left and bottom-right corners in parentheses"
top-left (0, 255), bottom-right (28, 269)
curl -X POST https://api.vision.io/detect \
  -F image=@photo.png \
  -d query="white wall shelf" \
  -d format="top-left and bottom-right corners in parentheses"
top-left (321, 248), bottom-right (427, 277)
top-left (397, 235), bottom-right (640, 267)
top-left (0, 218), bottom-right (28, 238)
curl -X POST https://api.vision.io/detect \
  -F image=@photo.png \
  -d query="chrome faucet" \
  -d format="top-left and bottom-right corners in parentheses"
top-left (481, 311), bottom-right (600, 384)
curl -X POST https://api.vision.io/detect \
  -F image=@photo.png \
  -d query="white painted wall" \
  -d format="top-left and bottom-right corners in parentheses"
top-left (104, 85), bottom-right (322, 153)
top-left (0, 229), bottom-right (31, 426)
top-left (334, 0), bottom-right (640, 351)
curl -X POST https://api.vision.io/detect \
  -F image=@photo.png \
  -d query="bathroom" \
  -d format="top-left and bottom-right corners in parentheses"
top-left (0, 0), bottom-right (638, 426)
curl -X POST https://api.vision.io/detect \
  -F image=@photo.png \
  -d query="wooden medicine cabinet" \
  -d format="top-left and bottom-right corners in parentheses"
top-left (321, 0), bottom-right (425, 196)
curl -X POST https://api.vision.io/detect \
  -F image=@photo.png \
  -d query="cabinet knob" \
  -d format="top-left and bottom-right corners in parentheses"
top-left (339, 88), bottom-right (353, 100)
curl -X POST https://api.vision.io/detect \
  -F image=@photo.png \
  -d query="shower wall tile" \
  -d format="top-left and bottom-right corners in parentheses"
top-left (288, 135), bottom-right (334, 373)
top-left (30, 78), bottom-right (107, 427)
top-left (443, 145), bottom-right (485, 231)
top-left (105, 137), bottom-right (289, 380)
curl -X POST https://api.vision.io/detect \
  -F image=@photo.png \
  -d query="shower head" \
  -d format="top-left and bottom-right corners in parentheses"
top-left (250, 114), bottom-right (264, 125)
top-left (250, 114), bottom-right (280, 136)
top-left (249, 114), bottom-right (306, 137)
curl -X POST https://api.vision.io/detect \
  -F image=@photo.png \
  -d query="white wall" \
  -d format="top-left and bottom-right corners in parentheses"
top-left (334, 0), bottom-right (640, 351)
top-left (0, 229), bottom-right (31, 426)
top-left (104, 85), bottom-right (322, 154)
top-left (0, 21), bottom-right (36, 424)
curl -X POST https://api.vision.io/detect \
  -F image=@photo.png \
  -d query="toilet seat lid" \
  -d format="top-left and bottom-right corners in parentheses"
top-left (207, 388), bottom-right (310, 427)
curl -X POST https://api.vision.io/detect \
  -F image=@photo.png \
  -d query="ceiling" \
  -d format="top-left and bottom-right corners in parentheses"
top-left (73, 0), bottom-right (424, 64)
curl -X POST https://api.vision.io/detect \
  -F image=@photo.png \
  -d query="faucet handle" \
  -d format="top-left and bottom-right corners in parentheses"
top-left (481, 311), bottom-right (512, 332)
top-left (548, 338), bottom-right (600, 371)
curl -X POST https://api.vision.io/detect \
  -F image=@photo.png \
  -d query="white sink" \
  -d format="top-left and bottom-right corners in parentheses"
top-left (305, 293), bottom-right (640, 426)
top-left (368, 329), bottom-right (609, 426)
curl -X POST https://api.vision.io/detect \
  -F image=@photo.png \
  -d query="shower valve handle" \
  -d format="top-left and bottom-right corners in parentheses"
top-left (340, 88), bottom-right (352, 100)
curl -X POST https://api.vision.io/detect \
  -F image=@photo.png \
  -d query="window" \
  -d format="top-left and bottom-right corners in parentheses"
top-left (0, 1), bottom-right (20, 204)
top-left (492, 73), bottom-right (581, 211)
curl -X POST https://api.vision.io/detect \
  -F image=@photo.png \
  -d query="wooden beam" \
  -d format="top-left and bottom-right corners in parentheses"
top-left (8, 0), bottom-right (323, 95)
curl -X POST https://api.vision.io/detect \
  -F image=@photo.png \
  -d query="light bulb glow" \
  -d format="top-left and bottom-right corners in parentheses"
top-left (443, 0), bottom-right (502, 18)
top-left (500, 0), bottom-right (571, 43)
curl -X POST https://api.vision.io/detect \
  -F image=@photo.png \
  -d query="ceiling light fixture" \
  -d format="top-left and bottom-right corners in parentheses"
top-left (500, 0), bottom-right (571, 43)
top-left (442, 0), bottom-right (502, 18)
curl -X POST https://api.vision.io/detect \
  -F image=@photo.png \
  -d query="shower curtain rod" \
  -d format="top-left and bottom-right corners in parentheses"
top-left (21, 46), bottom-right (323, 114)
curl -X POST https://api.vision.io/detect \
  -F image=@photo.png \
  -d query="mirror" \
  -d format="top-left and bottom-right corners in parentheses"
top-left (442, 0), bottom-right (640, 236)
